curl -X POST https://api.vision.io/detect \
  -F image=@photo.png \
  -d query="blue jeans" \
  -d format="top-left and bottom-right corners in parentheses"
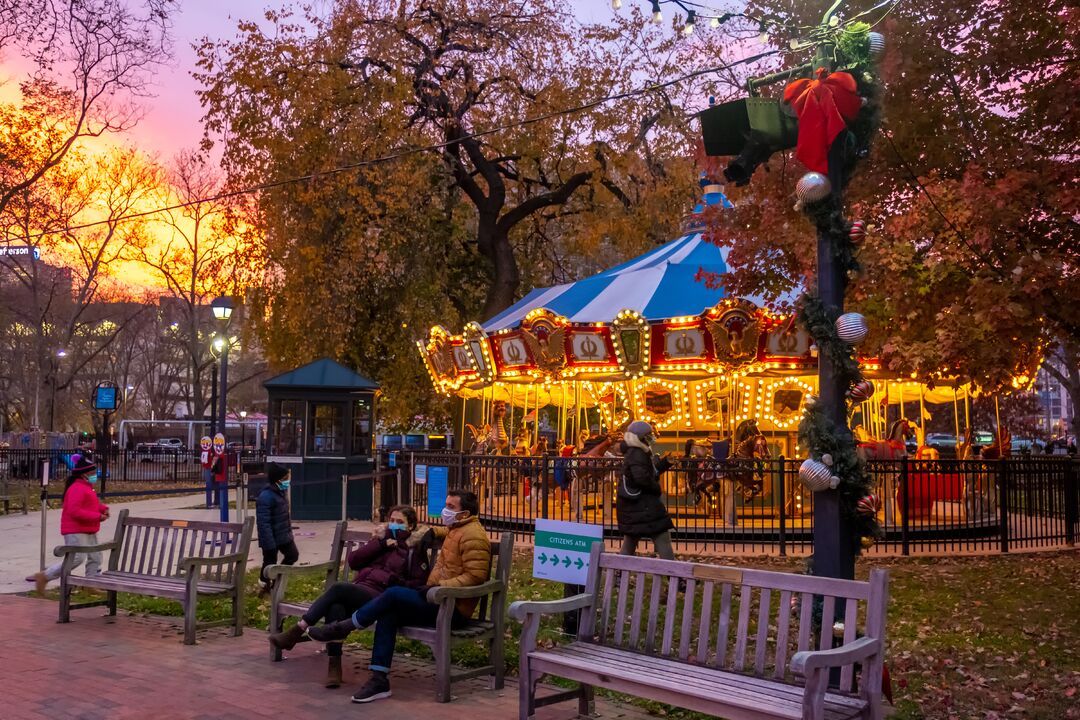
top-left (350, 586), bottom-right (465, 673)
top-left (217, 484), bottom-right (229, 522)
top-left (203, 469), bottom-right (215, 507)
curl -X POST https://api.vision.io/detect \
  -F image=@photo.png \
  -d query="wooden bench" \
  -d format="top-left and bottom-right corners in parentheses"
top-left (1, 477), bottom-right (31, 515)
top-left (267, 522), bottom-right (513, 702)
top-left (511, 546), bottom-right (888, 720)
top-left (57, 510), bottom-right (255, 645)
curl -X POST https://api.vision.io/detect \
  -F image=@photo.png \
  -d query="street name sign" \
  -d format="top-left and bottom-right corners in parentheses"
top-left (533, 518), bottom-right (603, 585)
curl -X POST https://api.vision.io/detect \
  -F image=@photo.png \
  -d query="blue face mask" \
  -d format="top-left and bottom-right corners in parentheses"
top-left (279, 479), bottom-right (291, 491)
top-left (388, 522), bottom-right (407, 533)
top-left (86, 474), bottom-right (98, 485)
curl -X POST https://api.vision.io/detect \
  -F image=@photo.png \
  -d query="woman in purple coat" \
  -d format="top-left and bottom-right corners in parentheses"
top-left (269, 505), bottom-right (433, 688)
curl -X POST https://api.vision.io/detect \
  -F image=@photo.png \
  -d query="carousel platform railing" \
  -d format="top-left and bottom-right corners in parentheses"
top-left (386, 451), bottom-right (1079, 557)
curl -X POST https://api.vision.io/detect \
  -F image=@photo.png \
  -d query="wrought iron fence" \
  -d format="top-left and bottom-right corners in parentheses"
top-left (390, 451), bottom-right (1079, 556)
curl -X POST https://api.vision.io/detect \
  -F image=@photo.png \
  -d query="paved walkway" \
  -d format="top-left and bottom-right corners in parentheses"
top-left (0, 493), bottom-right (355, 595)
top-left (2, 594), bottom-right (652, 720)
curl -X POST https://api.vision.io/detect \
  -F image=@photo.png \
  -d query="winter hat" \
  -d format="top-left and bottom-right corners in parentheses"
top-left (627, 421), bottom-right (654, 438)
top-left (266, 462), bottom-right (289, 485)
top-left (71, 456), bottom-right (97, 477)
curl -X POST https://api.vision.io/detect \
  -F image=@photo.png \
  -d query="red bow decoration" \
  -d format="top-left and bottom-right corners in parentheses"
top-left (783, 68), bottom-right (862, 174)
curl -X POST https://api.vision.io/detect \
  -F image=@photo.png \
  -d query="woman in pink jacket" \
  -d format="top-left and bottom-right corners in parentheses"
top-left (32, 456), bottom-right (110, 594)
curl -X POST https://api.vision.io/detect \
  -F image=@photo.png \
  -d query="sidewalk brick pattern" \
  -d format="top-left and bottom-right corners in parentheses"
top-left (1, 594), bottom-right (655, 720)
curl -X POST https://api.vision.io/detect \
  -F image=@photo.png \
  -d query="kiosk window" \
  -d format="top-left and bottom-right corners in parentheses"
top-left (309, 403), bottom-right (344, 455)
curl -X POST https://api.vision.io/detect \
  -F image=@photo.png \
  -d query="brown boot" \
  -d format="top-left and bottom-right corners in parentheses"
top-left (269, 622), bottom-right (307, 651)
top-left (325, 655), bottom-right (343, 688)
top-left (306, 618), bottom-right (356, 643)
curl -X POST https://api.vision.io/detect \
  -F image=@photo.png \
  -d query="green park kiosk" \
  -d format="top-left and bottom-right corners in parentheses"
top-left (263, 358), bottom-right (379, 520)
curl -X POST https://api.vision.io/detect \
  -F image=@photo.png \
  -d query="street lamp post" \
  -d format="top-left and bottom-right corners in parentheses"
top-left (239, 410), bottom-right (248, 452)
top-left (210, 296), bottom-right (234, 523)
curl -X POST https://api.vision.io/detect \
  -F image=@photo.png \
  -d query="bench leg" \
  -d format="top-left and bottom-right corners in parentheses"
top-left (58, 580), bottom-right (72, 624)
top-left (107, 590), bottom-right (117, 617)
top-left (577, 683), bottom-right (595, 718)
top-left (183, 593), bottom-right (198, 645)
top-left (269, 611), bottom-right (283, 662)
top-left (434, 645), bottom-right (452, 702)
top-left (491, 635), bottom-right (505, 690)
top-left (519, 661), bottom-right (535, 720)
top-left (232, 588), bottom-right (244, 638)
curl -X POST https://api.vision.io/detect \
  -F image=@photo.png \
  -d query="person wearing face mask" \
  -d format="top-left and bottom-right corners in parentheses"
top-left (256, 463), bottom-right (300, 594)
top-left (307, 490), bottom-right (490, 705)
top-left (617, 420), bottom-right (676, 560)
top-left (32, 456), bottom-right (110, 594)
top-left (268, 505), bottom-right (434, 688)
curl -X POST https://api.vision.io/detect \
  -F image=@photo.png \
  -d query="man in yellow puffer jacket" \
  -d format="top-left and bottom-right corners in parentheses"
top-left (307, 490), bottom-right (491, 704)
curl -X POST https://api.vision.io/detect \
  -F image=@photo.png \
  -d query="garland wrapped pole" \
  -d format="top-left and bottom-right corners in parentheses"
top-left (701, 0), bottom-right (885, 580)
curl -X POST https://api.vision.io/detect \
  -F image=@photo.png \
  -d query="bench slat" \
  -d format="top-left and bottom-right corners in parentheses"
top-left (774, 589), bottom-right (793, 679)
top-left (839, 598), bottom-right (859, 691)
top-left (628, 571), bottom-right (646, 648)
top-left (614, 569), bottom-right (631, 646)
top-left (798, 591), bottom-right (814, 653)
top-left (644, 572), bottom-right (662, 654)
top-left (660, 573), bottom-right (679, 656)
top-left (819, 595), bottom-right (836, 655)
top-left (715, 582), bottom-right (733, 668)
top-left (598, 567), bottom-right (615, 644)
top-left (678, 578), bottom-right (696, 661)
top-left (755, 587), bottom-right (771, 675)
top-left (696, 580), bottom-right (714, 664)
top-left (733, 584), bottom-right (752, 671)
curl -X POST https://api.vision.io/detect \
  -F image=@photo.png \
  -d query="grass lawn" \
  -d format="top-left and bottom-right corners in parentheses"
top-left (35, 549), bottom-right (1080, 719)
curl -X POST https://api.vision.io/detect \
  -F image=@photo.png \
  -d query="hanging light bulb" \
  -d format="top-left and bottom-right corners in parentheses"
top-left (758, 20), bottom-right (769, 44)
top-left (651, 0), bottom-right (663, 24)
top-left (709, 16), bottom-right (721, 28)
top-left (611, 0), bottom-right (622, 9)
top-left (682, 9), bottom-right (696, 35)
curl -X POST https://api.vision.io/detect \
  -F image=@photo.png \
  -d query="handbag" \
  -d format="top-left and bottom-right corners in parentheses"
top-left (617, 468), bottom-right (641, 500)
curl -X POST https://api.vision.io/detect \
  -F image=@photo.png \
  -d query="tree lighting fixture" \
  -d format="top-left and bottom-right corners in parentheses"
top-left (651, 0), bottom-right (662, 24)
top-left (682, 10), bottom-right (696, 35)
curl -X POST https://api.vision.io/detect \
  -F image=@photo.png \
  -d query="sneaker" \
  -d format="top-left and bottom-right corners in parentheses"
top-left (351, 673), bottom-right (391, 703)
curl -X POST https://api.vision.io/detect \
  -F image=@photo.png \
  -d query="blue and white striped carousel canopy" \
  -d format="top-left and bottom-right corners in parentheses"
top-left (483, 188), bottom-right (736, 332)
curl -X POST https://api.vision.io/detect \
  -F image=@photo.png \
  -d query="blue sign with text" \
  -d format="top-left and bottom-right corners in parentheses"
top-left (426, 465), bottom-right (449, 519)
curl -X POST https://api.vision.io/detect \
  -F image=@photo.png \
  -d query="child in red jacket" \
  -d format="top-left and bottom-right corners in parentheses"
top-left (33, 456), bottom-right (110, 594)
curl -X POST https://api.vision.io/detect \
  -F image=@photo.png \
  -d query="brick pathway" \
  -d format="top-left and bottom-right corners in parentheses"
top-left (3, 594), bottom-right (656, 720)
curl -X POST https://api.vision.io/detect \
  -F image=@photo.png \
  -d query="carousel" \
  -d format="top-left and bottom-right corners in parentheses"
top-left (416, 184), bottom-right (984, 530)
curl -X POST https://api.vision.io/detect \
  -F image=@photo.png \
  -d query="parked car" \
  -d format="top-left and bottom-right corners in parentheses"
top-left (156, 438), bottom-right (186, 451)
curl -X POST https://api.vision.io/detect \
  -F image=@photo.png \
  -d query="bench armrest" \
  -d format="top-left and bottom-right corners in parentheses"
top-left (179, 552), bottom-right (246, 570)
top-left (791, 636), bottom-right (881, 675)
top-left (427, 579), bottom-right (503, 603)
top-left (53, 541), bottom-right (117, 557)
top-left (509, 593), bottom-right (594, 622)
top-left (265, 560), bottom-right (337, 581)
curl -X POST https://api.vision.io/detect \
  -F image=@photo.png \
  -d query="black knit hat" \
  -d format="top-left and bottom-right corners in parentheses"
top-left (71, 455), bottom-right (97, 477)
top-left (266, 462), bottom-right (289, 485)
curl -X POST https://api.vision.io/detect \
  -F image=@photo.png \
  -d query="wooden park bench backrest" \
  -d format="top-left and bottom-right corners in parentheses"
top-left (108, 512), bottom-right (252, 584)
top-left (328, 523), bottom-right (512, 623)
top-left (581, 549), bottom-right (888, 692)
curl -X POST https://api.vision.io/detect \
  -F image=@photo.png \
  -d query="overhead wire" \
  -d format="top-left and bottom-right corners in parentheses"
top-left (23, 48), bottom-right (781, 241)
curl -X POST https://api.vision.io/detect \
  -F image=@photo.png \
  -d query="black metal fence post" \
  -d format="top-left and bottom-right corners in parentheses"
top-left (541, 455), bottom-right (549, 520)
top-left (778, 456), bottom-right (787, 557)
top-left (999, 461), bottom-right (1010, 553)
top-left (900, 456), bottom-right (910, 556)
top-left (1065, 458), bottom-right (1078, 546)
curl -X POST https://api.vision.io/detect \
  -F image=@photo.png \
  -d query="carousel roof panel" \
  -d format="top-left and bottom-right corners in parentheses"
top-left (482, 232), bottom-right (731, 332)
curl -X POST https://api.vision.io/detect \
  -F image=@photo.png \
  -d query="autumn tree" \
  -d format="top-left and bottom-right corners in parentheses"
top-left (195, 1), bottom-right (762, 426)
top-left (699, 0), bottom-right (1079, 436)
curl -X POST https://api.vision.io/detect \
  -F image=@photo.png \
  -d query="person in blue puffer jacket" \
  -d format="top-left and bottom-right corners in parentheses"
top-left (257, 463), bottom-right (298, 591)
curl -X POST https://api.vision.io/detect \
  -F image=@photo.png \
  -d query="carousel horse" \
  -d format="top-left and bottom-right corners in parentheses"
top-left (729, 419), bottom-right (772, 500)
top-left (980, 427), bottom-right (1011, 460)
top-left (857, 418), bottom-right (913, 524)
top-left (683, 438), bottom-right (733, 522)
top-left (914, 424), bottom-right (939, 460)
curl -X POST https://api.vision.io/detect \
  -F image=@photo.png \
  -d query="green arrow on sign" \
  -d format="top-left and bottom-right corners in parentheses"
top-left (538, 553), bottom-right (548, 565)
top-left (574, 558), bottom-right (585, 569)
top-left (562, 556), bottom-right (571, 567)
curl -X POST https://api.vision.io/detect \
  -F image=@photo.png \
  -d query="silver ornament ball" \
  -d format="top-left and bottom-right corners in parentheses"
top-left (799, 459), bottom-right (834, 493)
top-left (868, 32), bottom-right (885, 60)
top-left (795, 172), bottom-right (832, 204)
top-left (835, 312), bottom-right (869, 345)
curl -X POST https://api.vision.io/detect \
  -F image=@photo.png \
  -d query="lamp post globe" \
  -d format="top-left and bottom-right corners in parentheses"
top-left (210, 295), bottom-right (234, 322)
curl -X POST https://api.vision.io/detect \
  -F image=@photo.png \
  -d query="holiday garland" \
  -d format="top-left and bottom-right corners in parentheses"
top-left (791, 25), bottom-right (885, 554)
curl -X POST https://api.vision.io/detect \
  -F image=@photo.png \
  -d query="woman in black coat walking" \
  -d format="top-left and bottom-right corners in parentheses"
top-left (257, 463), bottom-right (299, 588)
top-left (616, 421), bottom-right (675, 559)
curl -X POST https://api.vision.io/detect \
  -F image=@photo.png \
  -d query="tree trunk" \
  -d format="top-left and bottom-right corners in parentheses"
top-left (477, 218), bottom-right (519, 320)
